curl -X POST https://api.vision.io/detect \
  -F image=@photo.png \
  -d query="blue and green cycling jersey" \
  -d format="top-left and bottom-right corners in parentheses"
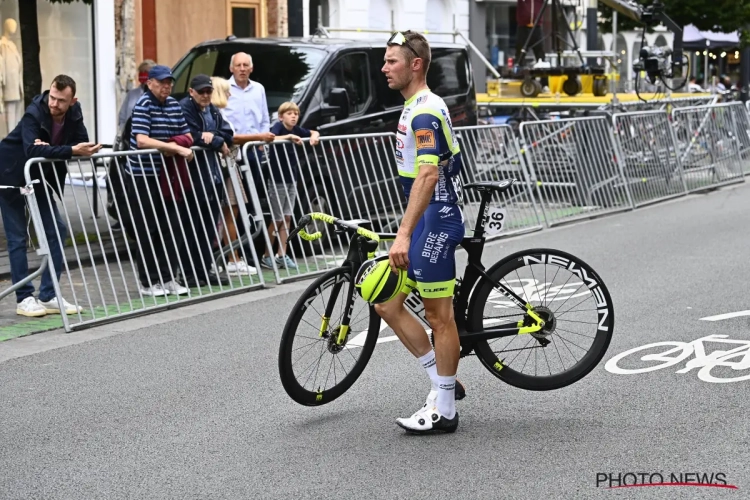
top-left (395, 89), bottom-right (464, 205)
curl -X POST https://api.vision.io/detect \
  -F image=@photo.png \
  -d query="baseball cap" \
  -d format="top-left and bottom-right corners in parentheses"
top-left (148, 65), bottom-right (174, 81)
top-left (190, 74), bottom-right (213, 91)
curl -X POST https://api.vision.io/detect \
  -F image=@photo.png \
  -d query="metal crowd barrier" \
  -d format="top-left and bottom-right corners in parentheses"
top-left (725, 101), bottom-right (750, 174)
top-left (611, 110), bottom-right (687, 207)
top-left (241, 126), bottom-right (546, 284)
top-left (5, 100), bottom-right (750, 333)
top-left (455, 125), bottom-right (543, 239)
top-left (671, 103), bottom-right (746, 192)
top-left (241, 133), bottom-right (403, 284)
top-left (19, 146), bottom-right (266, 332)
top-left (518, 116), bottom-right (633, 227)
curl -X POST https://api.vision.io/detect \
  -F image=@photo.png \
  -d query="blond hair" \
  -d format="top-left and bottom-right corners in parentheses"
top-left (278, 101), bottom-right (300, 116)
top-left (211, 76), bottom-right (230, 108)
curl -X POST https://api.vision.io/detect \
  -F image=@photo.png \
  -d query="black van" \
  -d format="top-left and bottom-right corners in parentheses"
top-left (171, 36), bottom-right (478, 135)
top-left (169, 37), bottom-right (477, 228)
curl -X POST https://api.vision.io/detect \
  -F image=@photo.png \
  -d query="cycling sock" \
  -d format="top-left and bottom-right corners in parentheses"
top-left (418, 349), bottom-right (439, 391)
top-left (436, 375), bottom-right (456, 419)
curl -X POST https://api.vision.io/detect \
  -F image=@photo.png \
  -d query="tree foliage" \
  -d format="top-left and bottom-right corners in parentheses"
top-left (599, 0), bottom-right (750, 46)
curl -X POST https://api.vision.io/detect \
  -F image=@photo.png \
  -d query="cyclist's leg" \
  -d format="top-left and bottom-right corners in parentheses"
top-left (395, 203), bottom-right (465, 432)
top-left (413, 207), bottom-right (464, 404)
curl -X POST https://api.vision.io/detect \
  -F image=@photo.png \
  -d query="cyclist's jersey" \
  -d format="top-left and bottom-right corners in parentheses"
top-left (395, 89), bottom-right (463, 205)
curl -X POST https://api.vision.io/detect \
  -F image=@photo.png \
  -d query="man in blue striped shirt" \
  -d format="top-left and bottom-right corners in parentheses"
top-left (124, 65), bottom-right (193, 297)
top-left (127, 65), bottom-right (193, 173)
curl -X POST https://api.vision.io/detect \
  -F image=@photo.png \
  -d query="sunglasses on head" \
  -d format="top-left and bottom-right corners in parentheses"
top-left (387, 31), bottom-right (420, 59)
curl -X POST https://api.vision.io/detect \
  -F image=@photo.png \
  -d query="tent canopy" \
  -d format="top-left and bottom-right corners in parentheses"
top-left (682, 24), bottom-right (740, 48)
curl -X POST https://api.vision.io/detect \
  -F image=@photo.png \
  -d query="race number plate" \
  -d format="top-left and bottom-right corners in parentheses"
top-left (485, 207), bottom-right (507, 236)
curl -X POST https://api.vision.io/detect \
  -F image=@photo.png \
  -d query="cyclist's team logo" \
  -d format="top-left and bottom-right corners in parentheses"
top-left (415, 129), bottom-right (435, 149)
top-left (422, 231), bottom-right (449, 264)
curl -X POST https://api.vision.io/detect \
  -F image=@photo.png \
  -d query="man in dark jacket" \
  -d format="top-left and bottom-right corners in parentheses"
top-left (178, 74), bottom-right (235, 287)
top-left (0, 75), bottom-right (101, 317)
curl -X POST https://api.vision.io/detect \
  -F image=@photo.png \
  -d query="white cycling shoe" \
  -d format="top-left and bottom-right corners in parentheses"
top-left (396, 404), bottom-right (459, 434)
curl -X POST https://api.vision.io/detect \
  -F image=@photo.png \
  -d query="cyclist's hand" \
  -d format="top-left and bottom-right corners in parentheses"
top-left (389, 235), bottom-right (410, 274)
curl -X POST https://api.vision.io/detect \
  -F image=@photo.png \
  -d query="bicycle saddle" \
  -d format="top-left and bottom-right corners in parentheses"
top-left (464, 180), bottom-right (515, 194)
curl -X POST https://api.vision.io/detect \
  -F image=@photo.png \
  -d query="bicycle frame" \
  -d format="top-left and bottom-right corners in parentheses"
top-left (291, 187), bottom-right (546, 351)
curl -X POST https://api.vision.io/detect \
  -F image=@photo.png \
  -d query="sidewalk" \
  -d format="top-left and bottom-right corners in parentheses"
top-left (0, 180), bottom-right (127, 337)
top-left (0, 181), bottom-right (329, 341)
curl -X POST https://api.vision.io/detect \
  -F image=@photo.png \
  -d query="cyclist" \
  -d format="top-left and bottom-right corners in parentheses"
top-left (378, 31), bottom-right (465, 434)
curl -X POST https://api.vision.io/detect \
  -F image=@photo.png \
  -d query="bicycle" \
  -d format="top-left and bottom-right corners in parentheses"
top-left (277, 179), bottom-right (615, 406)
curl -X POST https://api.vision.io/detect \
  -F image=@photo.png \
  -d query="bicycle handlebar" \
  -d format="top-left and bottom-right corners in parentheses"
top-left (288, 212), bottom-right (384, 244)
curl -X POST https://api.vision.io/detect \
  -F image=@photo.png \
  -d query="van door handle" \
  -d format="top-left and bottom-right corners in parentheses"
top-left (370, 119), bottom-right (385, 127)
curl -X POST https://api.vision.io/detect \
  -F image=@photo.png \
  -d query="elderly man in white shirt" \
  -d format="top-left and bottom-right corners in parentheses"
top-left (222, 52), bottom-right (275, 276)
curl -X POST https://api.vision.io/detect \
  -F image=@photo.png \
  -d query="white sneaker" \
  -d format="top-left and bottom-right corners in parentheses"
top-left (38, 297), bottom-right (83, 315)
top-left (16, 297), bottom-right (47, 317)
top-left (163, 280), bottom-right (189, 295)
top-left (140, 283), bottom-right (168, 297)
top-left (396, 405), bottom-right (459, 434)
top-left (226, 259), bottom-right (258, 276)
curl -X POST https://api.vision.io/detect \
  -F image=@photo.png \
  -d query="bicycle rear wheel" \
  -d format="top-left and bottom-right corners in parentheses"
top-left (278, 266), bottom-right (381, 406)
top-left (468, 248), bottom-right (615, 391)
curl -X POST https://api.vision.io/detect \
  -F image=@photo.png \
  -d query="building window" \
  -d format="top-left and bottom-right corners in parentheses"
top-left (227, 0), bottom-right (267, 38)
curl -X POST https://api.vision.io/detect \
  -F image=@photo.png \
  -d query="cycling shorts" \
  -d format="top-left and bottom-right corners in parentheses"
top-left (401, 202), bottom-right (465, 299)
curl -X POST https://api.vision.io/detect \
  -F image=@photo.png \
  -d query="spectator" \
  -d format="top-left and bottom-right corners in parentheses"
top-left (118, 59), bottom-right (157, 131)
top-left (223, 52), bottom-right (275, 188)
top-left (688, 77), bottom-right (705, 93)
top-left (210, 76), bottom-right (256, 276)
top-left (178, 74), bottom-right (234, 286)
top-left (125, 64), bottom-right (194, 297)
top-left (262, 102), bottom-right (320, 271)
top-left (0, 75), bottom-right (101, 317)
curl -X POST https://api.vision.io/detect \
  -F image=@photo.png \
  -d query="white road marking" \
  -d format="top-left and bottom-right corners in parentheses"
top-left (346, 320), bottom-right (433, 348)
top-left (699, 311), bottom-right (750, 322)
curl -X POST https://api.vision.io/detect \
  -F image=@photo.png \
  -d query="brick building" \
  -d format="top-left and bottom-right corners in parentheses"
top-left (131, 0), bottom-right (290, 67)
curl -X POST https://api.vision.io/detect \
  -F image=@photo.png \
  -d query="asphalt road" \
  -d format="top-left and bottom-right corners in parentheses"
top-left (2, 183), bottom-right (750, 499)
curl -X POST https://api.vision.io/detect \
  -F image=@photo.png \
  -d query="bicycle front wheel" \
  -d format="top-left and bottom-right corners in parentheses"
top-left (469, 248), bottom-right (615, 391)
top-left (278, 266), bottom-right (381, 406)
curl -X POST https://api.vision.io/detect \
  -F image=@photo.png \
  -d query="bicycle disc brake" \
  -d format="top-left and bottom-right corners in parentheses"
top-left (525, 306), bottom-right (556, 346)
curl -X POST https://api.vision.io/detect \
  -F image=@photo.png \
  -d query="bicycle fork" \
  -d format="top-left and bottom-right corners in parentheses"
top-left (318, 273), bottom-right (357, 346)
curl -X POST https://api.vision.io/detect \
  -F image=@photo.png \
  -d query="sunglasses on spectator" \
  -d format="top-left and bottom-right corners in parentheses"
top-left (193, 88), bottom-right (213, 95)
top-left (387, 31), bottom-right (420, 59)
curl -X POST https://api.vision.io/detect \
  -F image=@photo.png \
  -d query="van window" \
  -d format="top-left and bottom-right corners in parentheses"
top-left (171, 44), bottom-right (327, 117)
top-left (319, 52), bottom-right (370, 115)
top-left (427, 49), bottom-right (470, 97)
top-left (371, 47), bottom-right (405, 109)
